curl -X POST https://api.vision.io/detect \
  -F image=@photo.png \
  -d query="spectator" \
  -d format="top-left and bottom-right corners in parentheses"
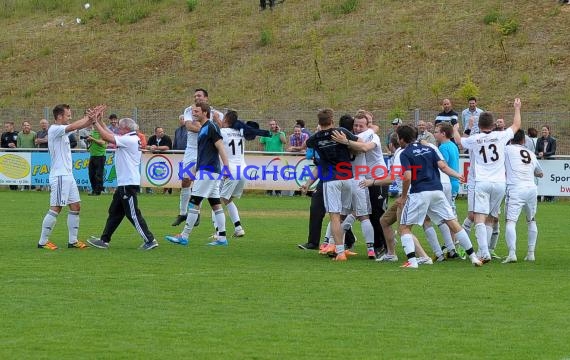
top-left (435, 98), bottom-right (459, 126)
top-left (172, 115), bottom-right (187, 151)
top-left (16, 121), bottom-right (36, 149)
top-left (260, 0), bottom-right (275, 10)
top-left (260, 119), bottom-right (286, 196)
top-left (1, 122), bottom-right (19, 190)
top-left (35, 119), bottom-right (49, 148)
top-left (417, 120), bottom-right (437, 145)
top-left (461, 97), bottom-right (484, 133)
top-left (386, 118), bottom-right (402, 153)
top-left (525, 127), bottom-right (538, 152)
top-left (86, 124), bottom-right (107, 196)
top-left (295, 119), bottom-right (312, 138)
top-left (536, 125), bottom-right (557, 202)
top-left (107, 114), bottom-right (119, 149)
top-left (146, 126), bottom-right (173, 152)
top-left (287, 124), bottom-right (308, 152)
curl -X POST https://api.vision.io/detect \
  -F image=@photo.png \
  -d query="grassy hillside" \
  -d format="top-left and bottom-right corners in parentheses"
top-left (1, 0), bottom-right (570, 113)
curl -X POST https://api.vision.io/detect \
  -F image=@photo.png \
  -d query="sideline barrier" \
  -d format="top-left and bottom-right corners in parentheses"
top-left (1, 150), bottom-right (569, 196)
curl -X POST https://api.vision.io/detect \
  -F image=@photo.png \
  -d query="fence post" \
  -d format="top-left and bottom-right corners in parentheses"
top-left (133, 107), bottom-right (138, 123)
top-left (44, 107), bottom-right (50, 120)
top-left (414, 108), bottom-right (420, 125)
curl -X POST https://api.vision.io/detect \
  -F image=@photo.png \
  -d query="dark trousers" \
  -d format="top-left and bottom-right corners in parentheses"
top-left (101, 185), bottom-right (154, 243)
top-left (88, 155), bottom-right (106, 194)
top-left (369, 185), bottom-right (388, 250)
top-left (307, 181), bottom-right (355, 247)
top-left (260, 0), bottom-right (275, 9)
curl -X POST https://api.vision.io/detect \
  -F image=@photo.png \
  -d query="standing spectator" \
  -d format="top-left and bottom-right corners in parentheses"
top-left (260, 118), bottom-right (286, 196)
top-left (461, 97), bottom-right (484, 133)
top-left (16, 121), bottom-right (36, 148)
top-left (287, 124), bottom-right (308, 152)
top-left (35, 119), bottom-right (50, 148)
top-left (417, 120), bottom-right (437, 145)
top-left (386, 118), bottom-right (402, 153)
top-left (88, 113), bottom-right (159, 251)
top-left (106, 114), bottom-right (119, 149)
top-left (172, 115), bottom-right (187, 151)
top-left (435, 98), bottom-right (459, 126)
top-left (37, 104), bottom-right (94, 250)
top-left (536, 125), bottom-right (557, 202)
top-left (1, 121), bottom-right (19, 190)
top-left (260, 0), bottom-right (275, 10)
top-left (86, 124), bottom-right (107, 196)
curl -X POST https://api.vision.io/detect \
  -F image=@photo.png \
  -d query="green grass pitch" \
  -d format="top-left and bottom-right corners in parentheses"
top-left (1, 190), bottom-right (569, 359)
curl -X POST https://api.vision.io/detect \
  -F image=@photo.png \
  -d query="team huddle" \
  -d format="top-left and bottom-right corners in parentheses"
top-left (302, 98), bottom-right (542, 268)
top-left (36, 93), bottom-right (542, 268)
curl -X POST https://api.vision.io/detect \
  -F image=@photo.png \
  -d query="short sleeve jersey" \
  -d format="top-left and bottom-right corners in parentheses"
top-left (114, 132), bottom-right (141, 186)
top-left (399, 142), bottom-right (442, 193)
top-left (221, 127), bottom-right (246, 176)
top-left (306, 127), bottom-right (358, 182)
top-left (196, 120), bottom-right (223, 173)
top-left (359, 129), bottom-right (386, 179)
top-left (48, 124), bottom-right (72, 177)
top-left (435, 110), bottom-right (459, 126)
top-left (505, 144), bottom-right (543, 187)
top-left (183, 106), bottom-right (223, 157)
top-left (438, 140), bottom-right (460, 190)
top-left (460, 128), bottom-right (514, 183)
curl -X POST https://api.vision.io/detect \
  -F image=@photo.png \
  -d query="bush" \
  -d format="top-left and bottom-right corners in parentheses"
top-left (186, 0), bottom-right (198, 12)
top-left (260, 29), bottom-right (273, 46)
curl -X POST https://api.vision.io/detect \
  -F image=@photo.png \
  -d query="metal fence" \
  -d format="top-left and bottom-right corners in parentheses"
top-left (2, 107), bottom-right (569, 154)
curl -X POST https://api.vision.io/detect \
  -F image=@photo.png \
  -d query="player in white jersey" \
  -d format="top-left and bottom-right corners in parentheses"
top-left (502, 130), bottom-right (543, 263)
top-left (37, 104), bottom-right (98, 250)
top-left (173, 88), bottom-right (224, 227)
top-left (215, 110), bottom-right (247, 237)
top-left (453, 98), bottom-right (522, 262)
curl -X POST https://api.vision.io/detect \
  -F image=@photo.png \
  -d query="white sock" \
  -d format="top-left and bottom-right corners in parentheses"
top-left (335, 244), bottom-right (345, 255)
top-left (226, 201), bottom-right (241, 225)
top-left (489, 221), bottom-right (500, 250)
top-left (438, 222), bottom-right (455, 251)
top-left (211, 209), bottom-right (218, 232)
top-left (342, 214), bottom-right (356, 231)
top-left (505, 220), bottom-right (516, 255)
top-left (179, 187), bottom-right (191, 215)
top-left (454, 229), bottom-right (474, 252)
top-left (475, 223), bottom-right (489, 256)
top-left (361, 219), bottom-right (374, 246)
top-left (214, 208), bottom-right (226, 239)
top-left (462, 217), bottom-right (473, 233)
top-left (486, 225), bottom-right (493, 250)
top-left (67, 211), bottom-right (80, 244)
top-left (401, 233), bottom-right (415, 256)
top-left (528, 220), bottom-right (538, 253)
top-left (181, 207), bottom-right (200, 238)
top-left (39, 210), bottom-right (58, 245)
top-left (423, 225), bottom-right (441, 256)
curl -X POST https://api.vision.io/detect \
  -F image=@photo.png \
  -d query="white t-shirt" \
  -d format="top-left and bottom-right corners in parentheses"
top-left (114, 132), bottom-right (141, 186)
top-left (48, 124), bottom-right (72, 177)
top-left (460, 128), bottom-right (514, 183)
top-left (183, 105), bottom-right (224, 157)
top-left (221, 127), bottom-right (246, 176)
top-left (390, 147), bottom-right (404, 195)
top-left (505, 144), bottom-right (543, 187)
top-left (358, 129), bottom-right (386, 179)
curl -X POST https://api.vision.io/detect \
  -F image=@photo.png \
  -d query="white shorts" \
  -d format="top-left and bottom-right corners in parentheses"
top-left (191, 170), bottom-right (221, 198)
top-left (220, 178), bottom-right (246, 200)
top-left (401, 190), bottom-right (455, 226)
top-left (182, 150), bottom-right (197, 179)
top-left (473, 182), bottom-right (506, 218)
top-left (342, 179), bottom-right (371, 216)
top-left (49, 175), bottom-right (80, 207)
top-left (505, 186), bottom-right (538, 222)
top-left (322, 180), bottom-right (352, 214)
